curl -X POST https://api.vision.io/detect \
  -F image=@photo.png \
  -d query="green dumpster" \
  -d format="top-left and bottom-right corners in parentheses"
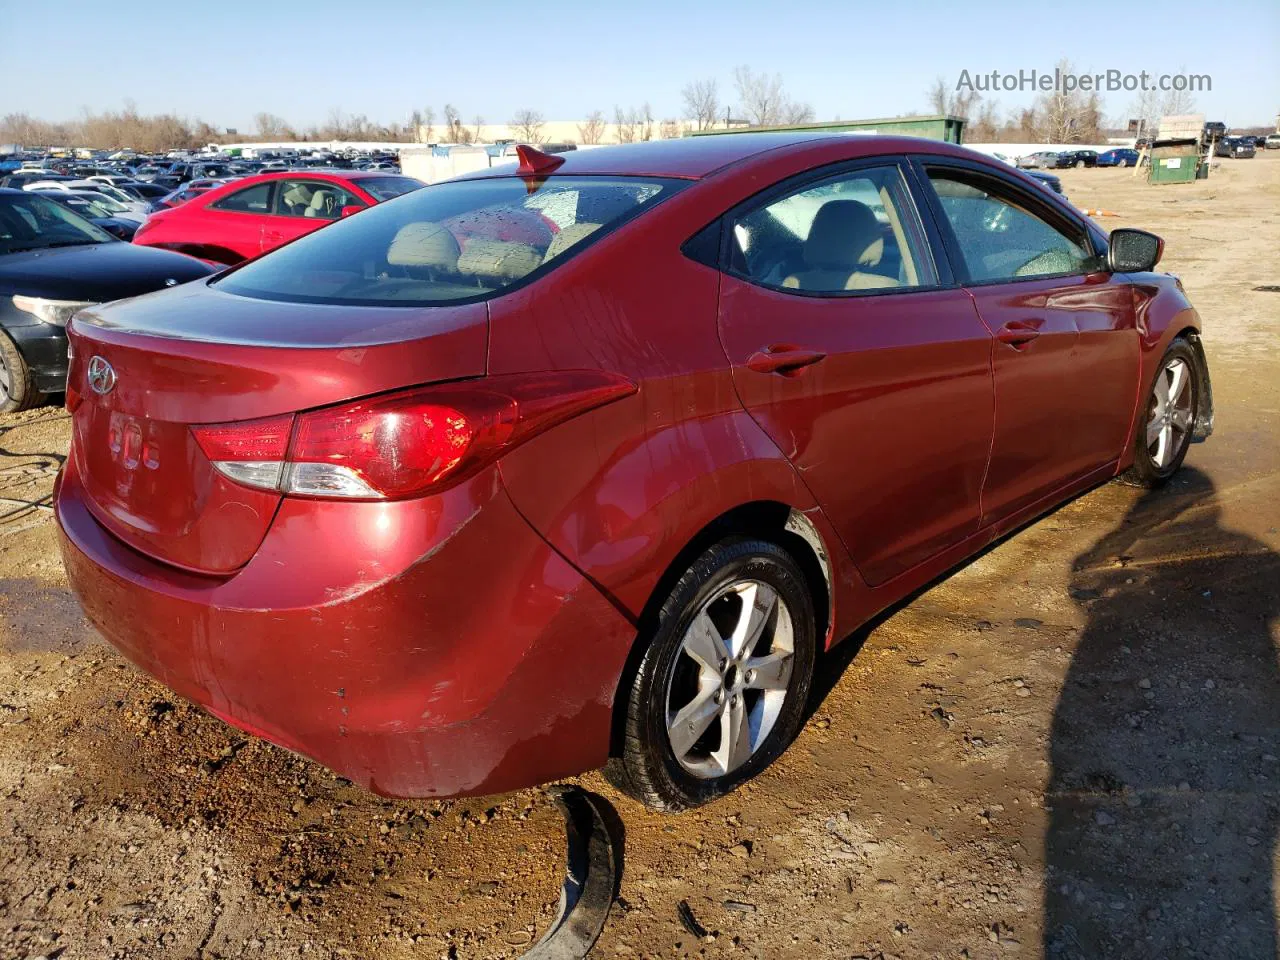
top-left (1148, 138), bottom-right (1202, 185)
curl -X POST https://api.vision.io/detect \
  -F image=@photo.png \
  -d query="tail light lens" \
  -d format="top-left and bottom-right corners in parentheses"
top-left (191, 371), bottom-right (636, 500)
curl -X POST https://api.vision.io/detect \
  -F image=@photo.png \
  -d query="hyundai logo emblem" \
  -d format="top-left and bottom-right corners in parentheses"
top-left (87, 356), bottom-right (117, 396)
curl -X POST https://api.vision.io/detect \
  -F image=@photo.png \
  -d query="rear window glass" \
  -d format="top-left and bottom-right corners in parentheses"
top-left (357, 176), bottom-right (425, 201)
top-left (215, 176), bottom-right (683, 305)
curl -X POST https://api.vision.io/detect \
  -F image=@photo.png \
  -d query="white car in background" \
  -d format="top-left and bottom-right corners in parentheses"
top-left (22, 180), bottom-right (149, 224)
top-left (85, 174), bottom-right (139, 189)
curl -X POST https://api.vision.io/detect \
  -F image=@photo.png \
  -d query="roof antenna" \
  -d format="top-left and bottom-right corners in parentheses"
top-left (515, 144), bottom-right (566, 176)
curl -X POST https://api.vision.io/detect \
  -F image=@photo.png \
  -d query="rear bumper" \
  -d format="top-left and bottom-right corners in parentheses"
top-left (56, 459), bottom-right (638, 798)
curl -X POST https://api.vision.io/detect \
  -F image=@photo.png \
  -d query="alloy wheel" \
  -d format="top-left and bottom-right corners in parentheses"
top-left (664, 579), bottom-right (795, 779)
top-left (1146, 357), bottom-right (1194, 469)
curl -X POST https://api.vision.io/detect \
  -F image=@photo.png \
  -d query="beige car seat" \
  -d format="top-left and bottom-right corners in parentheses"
top-left (305, 189), bottom-right (339, 219)
top-left (543, 222), bottom-right (601, 261)
top-left (456, 238), bottom-right (543, 280)
top-left (783, 199), bottom-right (900, 292)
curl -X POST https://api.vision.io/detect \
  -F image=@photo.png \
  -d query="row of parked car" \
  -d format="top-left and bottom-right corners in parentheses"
top-left (0, 156), bottom-right (424, 412)
top-left (1017, 148), bottom-right (1143, 170)
top-left (1016, 133), bottom-right (1278, 171)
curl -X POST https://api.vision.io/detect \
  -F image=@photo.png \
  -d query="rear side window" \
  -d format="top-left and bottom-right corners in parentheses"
top-left (211, 182), bottom-right (273, 213)
top-left (216, 176), bottom-right (684, 305)
top-left (274, 180), bottom-right (363, 219)
top-left (728, 165), bottom-right (933, 293)
top-left (925, 170), bottom-right (1098, 282)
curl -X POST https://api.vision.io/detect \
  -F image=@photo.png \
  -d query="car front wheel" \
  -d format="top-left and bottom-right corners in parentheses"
top-left (606, 538), bottom-right (817, 811)
top-left (1122, 339), bottom-right (1199, 487)
top-left (0, 330), bottom-right (45, 414)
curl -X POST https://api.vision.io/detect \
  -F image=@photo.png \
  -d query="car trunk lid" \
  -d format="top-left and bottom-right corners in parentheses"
top-left (66, 288), bottom-right (488, 575)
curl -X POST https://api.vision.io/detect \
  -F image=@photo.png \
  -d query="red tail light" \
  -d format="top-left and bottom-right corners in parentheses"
top-left (192, 371), bottom-right (636, 500)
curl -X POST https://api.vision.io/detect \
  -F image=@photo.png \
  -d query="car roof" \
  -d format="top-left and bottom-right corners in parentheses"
top-left (458, 133), bottom-right (980, 181)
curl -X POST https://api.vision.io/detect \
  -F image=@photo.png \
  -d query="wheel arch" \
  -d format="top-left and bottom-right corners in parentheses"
top-left (607, 498), bottom-right (834, 757)
top-left (1176, 327), bottom-right (1215, 440)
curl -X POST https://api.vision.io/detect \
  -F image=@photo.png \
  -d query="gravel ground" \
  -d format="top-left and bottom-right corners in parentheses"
top-left (1, 155), bottom-right (1277, 960)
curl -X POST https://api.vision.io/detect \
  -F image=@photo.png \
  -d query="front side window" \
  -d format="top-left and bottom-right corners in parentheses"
top-left (216, 175), bottom-right (683, 306)
top-left (211, 182), bottom-right (273, 214)
top-left (728, 165), bottom-right (931, 293)
top-left (926, 170), bottom-right (1097, 282)
top-left (274, 180), bottom-right (363, 220)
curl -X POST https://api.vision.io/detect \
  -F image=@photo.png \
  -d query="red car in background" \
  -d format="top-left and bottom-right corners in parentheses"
top-left (57, 136), bottom-right (1212, 810)
top-left (133, 170), bottom-right (424, 265)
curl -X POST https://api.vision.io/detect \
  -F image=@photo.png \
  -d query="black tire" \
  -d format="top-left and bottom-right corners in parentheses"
top-left (0, 329), bottom-right (45, 415)
top-left (605, 538), bottom-right (817, 812)
top-left (1075, 159), bottom-right (1086, 168)
top-left (1121, 338), bottom-right (1199, 488)
top-left (1119, 159), bottom-right (1129, 168)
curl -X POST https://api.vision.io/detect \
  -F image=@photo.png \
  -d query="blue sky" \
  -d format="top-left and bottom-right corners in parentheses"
top-left (6, 0), bottom-right (1278, 130)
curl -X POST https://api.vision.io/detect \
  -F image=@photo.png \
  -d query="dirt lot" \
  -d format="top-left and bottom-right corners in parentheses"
top-left (2, 155), bottom-right (1278, 960)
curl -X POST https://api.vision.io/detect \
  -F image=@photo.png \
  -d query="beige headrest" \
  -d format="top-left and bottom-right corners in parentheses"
top-left (387, 222), bottom-right (462, 270)
top-left (804, 199), bottom-right (884, 269)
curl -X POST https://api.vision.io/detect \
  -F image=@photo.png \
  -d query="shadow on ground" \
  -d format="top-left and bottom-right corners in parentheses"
top-left (1045, 468), bottom-right (1280, 958)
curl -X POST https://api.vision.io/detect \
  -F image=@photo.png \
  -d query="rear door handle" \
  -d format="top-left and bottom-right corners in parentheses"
top-left (996, 319), bottom-right (1043, 348)
top-left (745, 345), bottom-right (827, 376)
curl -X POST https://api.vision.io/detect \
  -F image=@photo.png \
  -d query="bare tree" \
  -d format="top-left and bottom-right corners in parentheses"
top-left (254, 112), bottom-right (295, 140)
top-left (733, 66), bottom-right (814, 127)
top-left (421, 106), bottom-right (436, 143)
top-left (660, 117), bottom-right (683, 139)
top-left (1159, 76), bottom-right (1197, 120)
top-left (443, 104), bottom-right (471, 143)
top-left (927, 76), bottom-right (980, 119)
top-left (1033, 59), bottom-right (1103, 143)
top-left (968, 100), bottom-right (1001, 141)
top-left (780, 101), bottom-right (816, 125)
top-left (578, 110), bottom-right (606, 144)
top-left (682, 79), bottom-right (719, 131)
top-left (639, 103), bottom-right (655, 141)
top-left (511, 108), bottom-right (546, 144)
top-left (733, 66), bottom-right (785, 126)
top-left (473, 115), bottom-right (485, 142)
top-left (614, 106), bottom-right (637, 143)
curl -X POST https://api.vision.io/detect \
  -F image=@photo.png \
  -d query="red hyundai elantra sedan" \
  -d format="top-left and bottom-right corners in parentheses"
top-left (132, 170), bottom-right (424, 265)
top-left (56, 135), bottom-right (1212, 810)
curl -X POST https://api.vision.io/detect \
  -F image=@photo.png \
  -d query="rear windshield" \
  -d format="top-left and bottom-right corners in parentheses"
top-left (215, 175), bottom-right (684, 306)
top-left (357, 176), bottom-right (424, 201)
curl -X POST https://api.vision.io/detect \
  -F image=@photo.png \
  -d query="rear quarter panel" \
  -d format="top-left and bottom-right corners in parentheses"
top-left (488, 170), bottom-right (870, 641)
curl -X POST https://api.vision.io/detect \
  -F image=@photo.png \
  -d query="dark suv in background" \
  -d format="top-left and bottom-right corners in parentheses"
top-left (1214, 137), bottom-right (1256, 159)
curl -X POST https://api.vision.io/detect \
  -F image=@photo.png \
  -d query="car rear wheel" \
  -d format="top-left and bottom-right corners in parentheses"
top-left (1122, 339), bottom-right (1198, 487)
top-left (1075, 159), bottom-right (1086, 168)
top-left (0, 330), bottom-right (45, 414)
top-left (606, 538), bottom-right (817, 811)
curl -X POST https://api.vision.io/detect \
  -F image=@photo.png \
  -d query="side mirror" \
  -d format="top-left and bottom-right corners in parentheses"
top-left (340, 204), bottom-right (365, 218)
top-left (1108, 228), bottom-right (1163, 273)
